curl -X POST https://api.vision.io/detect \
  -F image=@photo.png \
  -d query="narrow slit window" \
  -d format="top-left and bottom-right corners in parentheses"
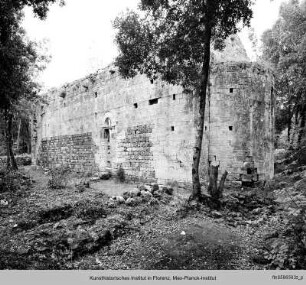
top-left (229, 126), bottom-right (233, 131)
top-left (229, 88), bottom-right (234, 93)
top-left (134, 103), bottom-right (138, 108)
top-left (149, 98), bottom-right (158, 105)
top-left (171, 126), bottom-right (175, 131)
top-left (95, 92), bottom-right (98, 98)
top-left (173, 94), bottom-right (176, 100)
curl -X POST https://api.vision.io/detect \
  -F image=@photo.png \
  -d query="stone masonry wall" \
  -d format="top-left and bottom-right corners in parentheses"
top-left (34, 60), bottom-right (274, 184)
top-left (200, 62), bottom-right (274, 181)
top-left (35, 64), bottom-right (195, 184)
top-left (118, 124), bottom-right (155, 182)
top-left (39, 133), bottom-right (96, 172)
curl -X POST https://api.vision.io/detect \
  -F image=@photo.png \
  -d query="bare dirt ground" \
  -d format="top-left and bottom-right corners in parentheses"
top-left (0, 165), bottom-right (305, 270)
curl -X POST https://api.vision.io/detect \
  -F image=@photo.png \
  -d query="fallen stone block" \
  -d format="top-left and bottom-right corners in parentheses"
top-left (125, 198), bottom-right (136, 206)
top-left (116, 196), bottom-right (125, 204)
top-left (130, 188), bottom-right (141, 197)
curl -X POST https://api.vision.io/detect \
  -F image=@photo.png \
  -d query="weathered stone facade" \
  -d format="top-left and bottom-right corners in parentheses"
top-left (39, 133), bottom-right (96, 172)
top-left (32, 38), bottom-right (275, 184)
top-left (202, 62), bottom-right (275, 182)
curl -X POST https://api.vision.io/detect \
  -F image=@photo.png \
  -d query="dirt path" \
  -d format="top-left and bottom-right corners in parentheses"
top-left (75, 213), bottom-right (249, 270)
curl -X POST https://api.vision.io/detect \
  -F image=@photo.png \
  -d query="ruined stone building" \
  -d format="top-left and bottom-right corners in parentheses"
top-left (32, 37), bottom-right (275, 184)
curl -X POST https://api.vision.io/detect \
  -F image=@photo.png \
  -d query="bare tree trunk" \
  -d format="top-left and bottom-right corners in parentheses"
top-left (5, 109), bottom-right (18, 170)
top-left (207, 164), bottom-right (218, 198)
top-left (207, 165), bottom-right (228, 200)
top-left (218, 170), bottom-right (228, 196)
top-left (287, 105), bottom-right (292, 142)
top-left (298, 106), bottom-right (306, 147)
top-left (191, 19), bottom-right (212, 200)
top-left (16, 118), bottom-right (22, 154)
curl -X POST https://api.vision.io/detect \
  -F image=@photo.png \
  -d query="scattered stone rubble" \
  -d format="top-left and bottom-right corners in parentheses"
top-left (201, 188), bottom-right (278, 228)
top-left (108, 183), bottom-right (174, 207)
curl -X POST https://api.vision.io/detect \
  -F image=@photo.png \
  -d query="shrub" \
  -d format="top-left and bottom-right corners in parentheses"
top-left (116, 166), bottom-right (125, 183)
top-left (0, 169), bottom-right (23, 193)
top-left (48, 165), bottom-right (71, 189)
top-left (264, 206), bottom-right (306, 269)
top-left (75, 171), bottom-right (91, 190)
top-left (100, 171), bottom-right (112, 180)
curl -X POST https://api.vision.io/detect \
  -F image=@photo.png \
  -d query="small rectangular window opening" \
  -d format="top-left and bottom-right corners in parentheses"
top-left (229, 126), bottom-right (233, 131)
top-left (104, 129), bottom-right (110, 142)
top-left (95, 92), bottom-right (98, 98)
top-left (205, 126), bottom-right (207, 131)
top-left (229, 88), bottom-right (234, 93)
top-left (173, 94), bottom-right (176, 100)
top-left (149, 98), bottom-right (158, 105)
top-left (271, 87), bottom-right (274, 95)
top-left (134, 103), bottom-right (138, 108)
top-left (171, 126), bottom-right (175, 131)
top-left (60, 91), bottom-right (66, 98)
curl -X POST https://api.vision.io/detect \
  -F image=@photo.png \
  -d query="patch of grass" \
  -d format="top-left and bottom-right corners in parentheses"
top-left (73, 200), bottom-right (107, 220)
top-left (38, 204), bottom-right (74, 223)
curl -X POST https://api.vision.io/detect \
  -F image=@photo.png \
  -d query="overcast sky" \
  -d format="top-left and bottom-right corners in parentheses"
top-left (22, 0), bottom-right (287, 89)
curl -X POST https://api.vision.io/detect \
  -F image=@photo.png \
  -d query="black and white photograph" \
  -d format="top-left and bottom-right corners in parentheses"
top-left (0, 0), bottom-right (305, 283)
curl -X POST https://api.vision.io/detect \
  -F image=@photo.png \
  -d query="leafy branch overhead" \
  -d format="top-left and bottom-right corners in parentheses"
top-left (114, 0), bottom-right (253, 88)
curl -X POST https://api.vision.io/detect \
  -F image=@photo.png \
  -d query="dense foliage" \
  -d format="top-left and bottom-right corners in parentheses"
top-left (0, 0), bottom-right (62, 169)
top-left (262, 0), bottom-right (306, 147)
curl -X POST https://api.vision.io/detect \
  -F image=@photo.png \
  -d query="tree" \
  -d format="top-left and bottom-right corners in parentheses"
top-left (114, 0), bottom-right (253, 199)
top-left (262, 0), bottom-right (306, 148)
top-left (0, 0), bottom-right (62, 169)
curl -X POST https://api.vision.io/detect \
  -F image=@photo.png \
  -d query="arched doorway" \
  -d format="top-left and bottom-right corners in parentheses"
top-left (103, 118), bottom-right (111, 143)
top-left (102, 117), bottom-right (112, 169)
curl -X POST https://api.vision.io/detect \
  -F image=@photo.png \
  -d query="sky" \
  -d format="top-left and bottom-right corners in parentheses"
top-left (22, 0), bottom-right (288, 89)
